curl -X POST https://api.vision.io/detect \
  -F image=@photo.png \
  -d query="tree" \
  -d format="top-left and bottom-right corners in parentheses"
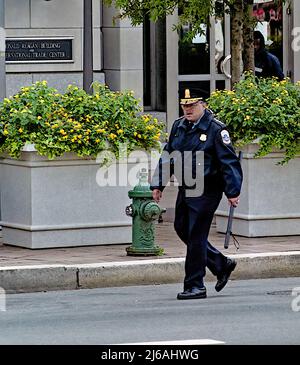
top-left (104, 0), bottom-right (282, 85)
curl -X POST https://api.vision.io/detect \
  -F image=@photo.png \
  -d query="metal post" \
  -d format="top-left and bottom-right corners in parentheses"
top-left (0, 0), bottom-right (6, 100)
top-left (83, 0), bottom-right (93, 94)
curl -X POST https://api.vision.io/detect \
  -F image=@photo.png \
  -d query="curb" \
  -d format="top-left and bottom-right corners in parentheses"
top-left (1, 251), bottom-right (300, 293)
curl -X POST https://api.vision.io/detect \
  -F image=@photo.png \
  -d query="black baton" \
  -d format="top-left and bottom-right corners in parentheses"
top-left (224, 151), bottom-right (243, 249)
top-left (224, 205), bottom-right (235, 249)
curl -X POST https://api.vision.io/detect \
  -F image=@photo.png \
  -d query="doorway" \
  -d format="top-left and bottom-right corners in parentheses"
top-left (178, 4), bottom-right (231, 112)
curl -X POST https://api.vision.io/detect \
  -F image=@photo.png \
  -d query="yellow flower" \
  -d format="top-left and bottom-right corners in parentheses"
top-left (137, 134), bottom-right (142, 138)
top-left (95, 139), bottom-right (100, 143)
top-left (3, 130), bottom-right (9, 135)
top-left (117, 129), bottom-right (123, 134)
top-left (134, 132), bottom-right (138, 137)
top-left (18, 128), bottom-right (23, 133)
top-left (245, 116), bottom-right (251, 120)
top-left (60, 129), bottom-right (66, 135)
top-left (37, 116), bottom-right (42, 120)
top-left (109, 133), bottom-right (117, 139)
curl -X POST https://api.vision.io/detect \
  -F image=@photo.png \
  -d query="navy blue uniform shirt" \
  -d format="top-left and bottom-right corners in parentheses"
top-left (150, 109), bottom-right (243, 199)
top-left (255, 49), bottom-right (284, 81)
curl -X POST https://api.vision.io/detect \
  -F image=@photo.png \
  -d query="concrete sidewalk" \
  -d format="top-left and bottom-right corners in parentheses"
top-left (0, 222), bottom-right (300, 293)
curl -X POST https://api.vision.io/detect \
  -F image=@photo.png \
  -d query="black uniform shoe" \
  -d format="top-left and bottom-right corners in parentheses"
top-left (215, 258), bottom-right (237, 292)
top-left (177, 287), bottom-right (207, 300)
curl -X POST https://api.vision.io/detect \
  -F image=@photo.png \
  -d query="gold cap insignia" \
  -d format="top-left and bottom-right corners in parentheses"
top-left (180, 88), bottom-right (202, 105)
top-left (185, 89), bottom-right (191, 98)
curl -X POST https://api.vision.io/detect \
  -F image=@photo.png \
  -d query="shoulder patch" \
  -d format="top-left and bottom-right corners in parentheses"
top-left (220, 129), bottom-right (231, 145)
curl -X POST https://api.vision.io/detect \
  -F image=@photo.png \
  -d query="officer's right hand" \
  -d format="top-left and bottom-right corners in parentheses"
top-left (228, 196), bottom-right (240, 207)
top-left (152, 189), bottom-right (162, 203)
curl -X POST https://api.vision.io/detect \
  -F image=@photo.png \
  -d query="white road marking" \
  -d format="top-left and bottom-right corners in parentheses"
top-left (119, 339), bottom-right (225, 345)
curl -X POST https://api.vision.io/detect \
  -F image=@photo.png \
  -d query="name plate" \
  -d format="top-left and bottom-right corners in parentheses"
top-left (6, 38), bottom-right (73, 63)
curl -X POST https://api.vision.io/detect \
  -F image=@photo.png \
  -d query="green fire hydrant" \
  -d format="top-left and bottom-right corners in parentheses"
top-left (125, 168), bottom-right (166, 256)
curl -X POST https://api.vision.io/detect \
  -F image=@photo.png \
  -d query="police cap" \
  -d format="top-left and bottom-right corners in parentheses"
top-left (180, 88), bottom-right (203, 105)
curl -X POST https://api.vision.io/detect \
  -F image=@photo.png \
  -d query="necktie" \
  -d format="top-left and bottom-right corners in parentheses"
top-left (186, 122), bottom-right (193, 132)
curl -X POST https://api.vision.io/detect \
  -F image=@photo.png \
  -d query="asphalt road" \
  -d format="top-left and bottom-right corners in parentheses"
top-left (1, 277), bottom-right (300, 345)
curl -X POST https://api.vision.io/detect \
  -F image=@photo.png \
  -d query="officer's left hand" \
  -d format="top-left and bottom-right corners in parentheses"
top-left (228, 196), bottom-right (240, 207)
top-left (152, 189), bottom-right (162, 203)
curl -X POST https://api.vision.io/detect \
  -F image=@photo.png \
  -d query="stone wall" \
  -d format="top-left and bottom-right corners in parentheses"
top-left (4, 0), bottom-right (104, 95)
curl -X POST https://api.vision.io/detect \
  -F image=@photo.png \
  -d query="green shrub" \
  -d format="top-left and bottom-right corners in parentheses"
top-left (0, 81), bottom-right (165, 159)
top-left (207, 73), bottom-right (300, 163)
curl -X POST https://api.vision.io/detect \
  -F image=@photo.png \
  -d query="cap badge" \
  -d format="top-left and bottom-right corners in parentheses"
top-left (185, 89), bottom-right (191, 98)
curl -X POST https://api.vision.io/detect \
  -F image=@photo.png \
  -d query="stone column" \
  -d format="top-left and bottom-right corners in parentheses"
top-left (102, 5), bottom-right (143, 102)
top-left (292, 0), bottom-right (300, 82)
top-left (166, 13), bottom-right (178, 134)
top-left (0, 0), bottom-right (4, 226)
top-left (0, 0), bottom-right (5, 100)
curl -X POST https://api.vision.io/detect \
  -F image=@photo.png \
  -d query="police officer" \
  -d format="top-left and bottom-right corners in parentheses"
top-left (150, 89), bottom-right (243, 299)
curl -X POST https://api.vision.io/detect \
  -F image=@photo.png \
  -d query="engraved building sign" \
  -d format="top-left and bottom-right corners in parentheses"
top-left (6, 38), bottom-right (73, 63)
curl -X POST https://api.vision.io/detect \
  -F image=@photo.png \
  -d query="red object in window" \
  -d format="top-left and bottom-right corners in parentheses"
top-left (256, 7), bottom-right (265, 21)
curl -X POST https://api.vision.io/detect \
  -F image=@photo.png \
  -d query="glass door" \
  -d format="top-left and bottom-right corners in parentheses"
top-left (178, 2), bottom-right (231, 107)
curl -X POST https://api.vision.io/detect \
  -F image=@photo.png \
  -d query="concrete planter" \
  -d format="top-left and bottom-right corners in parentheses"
top-left (0, 145), bottom-right (148, 249)
top-left (215, 143), bottom-right (300, 237)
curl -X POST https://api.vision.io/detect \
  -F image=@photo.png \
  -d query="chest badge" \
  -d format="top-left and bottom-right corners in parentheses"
top-left (199, 134), bottom-right (207, 142)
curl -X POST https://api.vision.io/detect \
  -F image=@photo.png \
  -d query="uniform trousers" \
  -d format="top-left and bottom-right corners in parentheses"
top-left (174, 190), bottom-right (227, 290)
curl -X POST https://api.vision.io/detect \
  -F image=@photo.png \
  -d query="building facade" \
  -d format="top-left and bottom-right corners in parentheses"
top-left (3, 0), bottom-right (300, 131)
top-left (1, 0), bottom-right (299, 236)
